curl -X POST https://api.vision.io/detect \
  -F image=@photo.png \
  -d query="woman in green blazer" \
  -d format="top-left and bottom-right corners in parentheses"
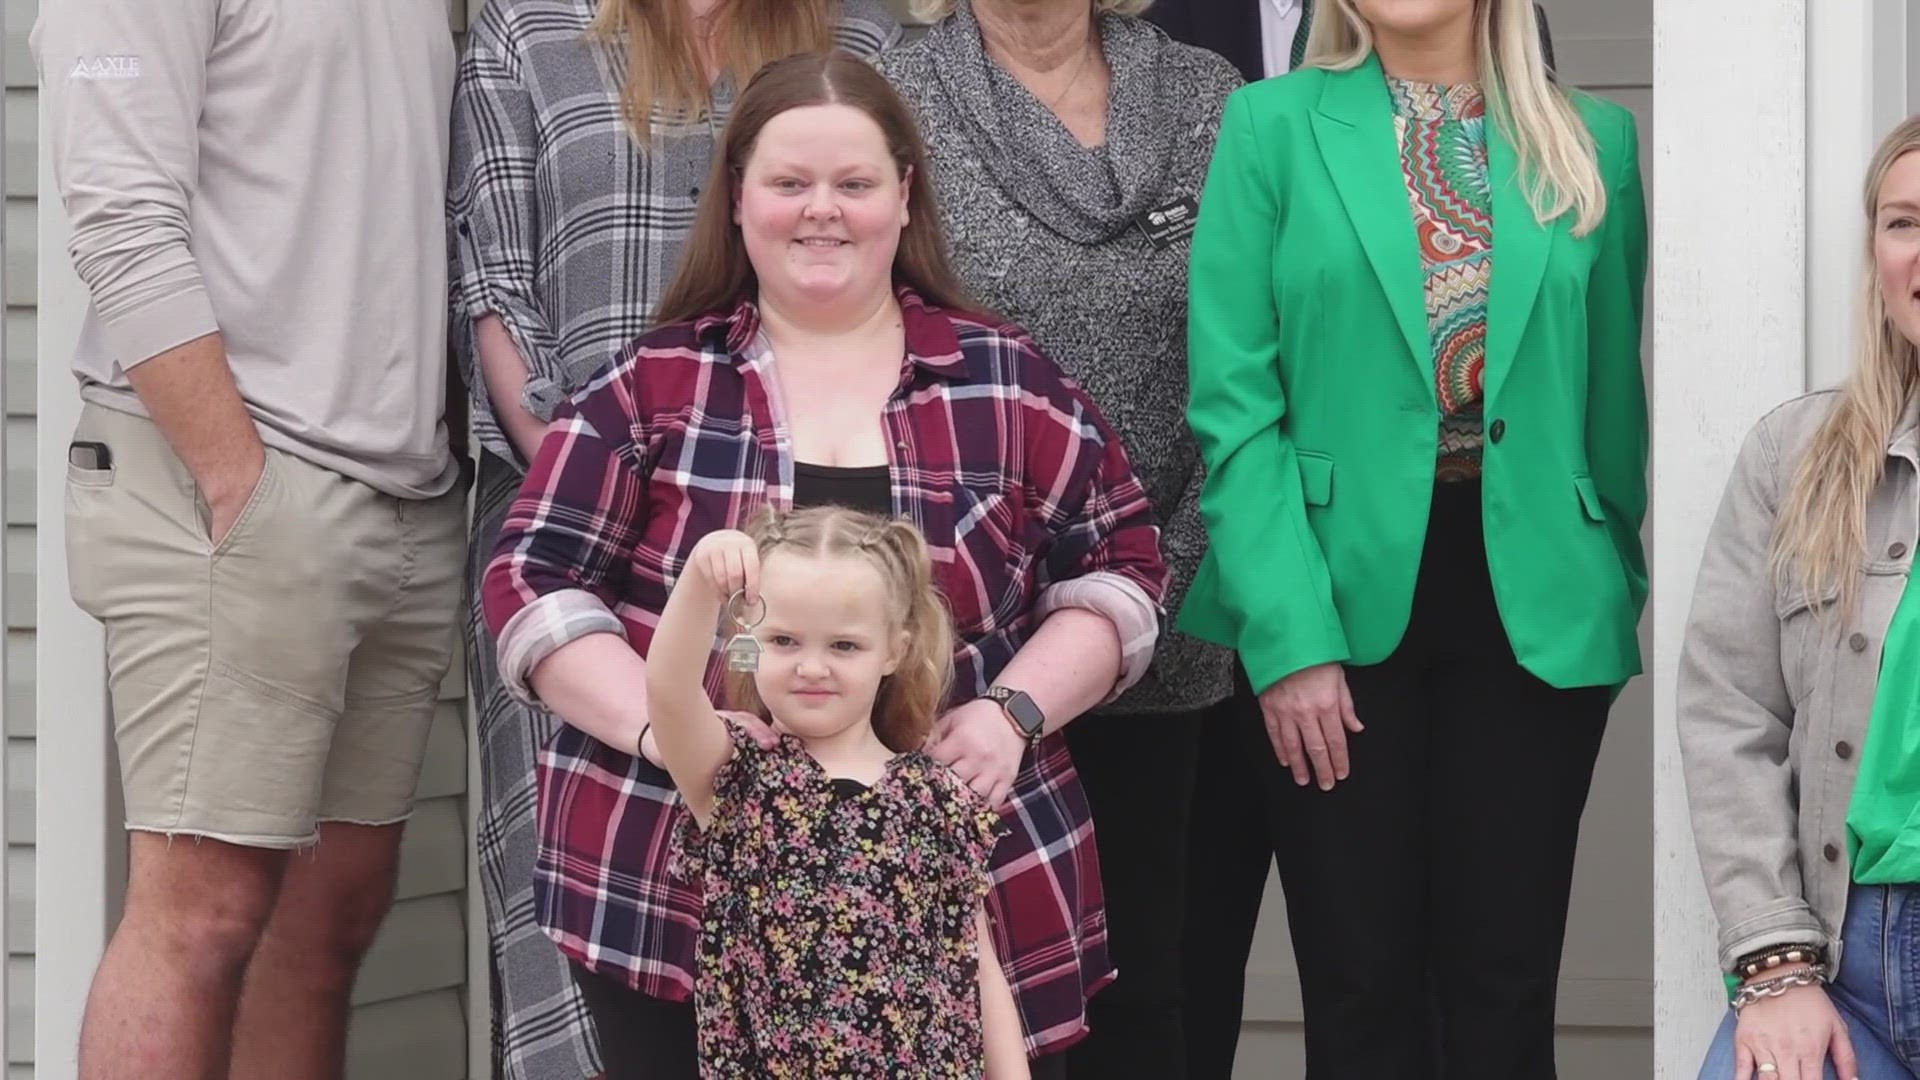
top-left (1179, 0), bottom-right (1647, 1075)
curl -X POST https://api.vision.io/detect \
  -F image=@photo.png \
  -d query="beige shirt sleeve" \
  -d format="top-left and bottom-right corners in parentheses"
top-left (32, 0), bottom-right (222, 370)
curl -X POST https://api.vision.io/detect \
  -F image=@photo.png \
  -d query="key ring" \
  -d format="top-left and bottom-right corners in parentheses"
top-left (727, 589), bottom-right (766, 631)
top-left (722, 590), bottom-right (768, 674)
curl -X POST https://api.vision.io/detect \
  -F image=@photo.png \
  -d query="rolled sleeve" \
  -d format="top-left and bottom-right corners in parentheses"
top-left (33, 0), bottom-right (222, 370)
top-left (1004, 335), bottom-right (1170, 698)
top-left (1035, 573), bottom-right (1161, 701)
top-left (1017, 346), bottom-right (1171, 610)
top-left (447, 20), bottom-right (566, 453)
top-left (496, 589), bottom-right (627, 707)
top-left (480, 387), bottom-right (652, 684)
top-left (1718, 900), bottom-right (1831, 976)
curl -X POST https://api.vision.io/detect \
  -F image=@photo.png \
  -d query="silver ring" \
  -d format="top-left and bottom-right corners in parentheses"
top-left (1757, 1064), bottom-right (1778, 1075)
top-left (725, 589), bottom-right (765, 631)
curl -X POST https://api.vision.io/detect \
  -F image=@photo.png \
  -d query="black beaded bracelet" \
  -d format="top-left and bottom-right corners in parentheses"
top-left (1733, 943), bottom-right (1827, 981)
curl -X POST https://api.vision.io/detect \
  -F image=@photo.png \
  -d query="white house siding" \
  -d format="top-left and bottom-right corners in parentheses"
top-left (7, 0), bottom-right (37, 1073)
top-left (345, 686), bottom-right (471, 1080)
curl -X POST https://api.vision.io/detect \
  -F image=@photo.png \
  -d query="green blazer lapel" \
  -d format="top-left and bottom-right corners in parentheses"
top-left (1309, 56), bottom-right (1436, 402)
top-left (1483, 112), bottom-right (1551, 405)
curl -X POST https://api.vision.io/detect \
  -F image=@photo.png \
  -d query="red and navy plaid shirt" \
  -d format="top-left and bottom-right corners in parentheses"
top-left (481, 288), bottom-right (1168, 1053)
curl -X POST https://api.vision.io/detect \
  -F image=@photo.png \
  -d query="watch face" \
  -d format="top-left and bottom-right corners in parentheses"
top-left (1005, 692), bottom-right (1045, 735)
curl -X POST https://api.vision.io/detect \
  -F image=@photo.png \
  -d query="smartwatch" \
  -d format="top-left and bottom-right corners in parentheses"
top-left (984, 685), bottom-right (1046, 744)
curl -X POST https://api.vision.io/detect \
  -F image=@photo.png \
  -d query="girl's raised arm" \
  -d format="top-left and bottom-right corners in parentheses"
top-left (645, 529), bottom-right (760, 824)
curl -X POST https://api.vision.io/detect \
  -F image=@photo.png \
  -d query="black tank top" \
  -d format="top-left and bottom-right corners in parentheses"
top-left (792, 461), bottom-right (892, 518)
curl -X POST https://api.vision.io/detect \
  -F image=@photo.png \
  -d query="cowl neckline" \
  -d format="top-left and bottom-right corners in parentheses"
top-left (923, 2), bottom-right (1183, 245)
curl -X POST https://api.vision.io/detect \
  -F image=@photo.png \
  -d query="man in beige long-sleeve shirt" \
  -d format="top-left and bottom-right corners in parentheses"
top-left (33, 2), bottom-right (465, 1076)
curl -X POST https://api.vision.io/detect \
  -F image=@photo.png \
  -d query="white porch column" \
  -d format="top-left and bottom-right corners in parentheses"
top-left (1809, 0), bottom-right (1910, 389)
top-left (1651, 0), bottom-right (1807, 1073)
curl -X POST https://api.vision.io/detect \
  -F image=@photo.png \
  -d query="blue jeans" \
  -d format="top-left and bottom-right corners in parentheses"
top-left (1699, 885), bottom-right (1920, 1079)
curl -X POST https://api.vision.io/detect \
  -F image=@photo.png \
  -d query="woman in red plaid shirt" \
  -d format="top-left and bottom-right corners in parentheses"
top-left (480, 53), bottom-right (1168, 1079)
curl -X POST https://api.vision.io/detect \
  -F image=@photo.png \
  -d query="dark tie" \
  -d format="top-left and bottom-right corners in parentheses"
top-left (1289, 0), bottom-right (1313, 71)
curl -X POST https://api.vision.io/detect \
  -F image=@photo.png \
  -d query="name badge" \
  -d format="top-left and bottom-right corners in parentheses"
top-left (1133, 196), bottom-right (1199, 249)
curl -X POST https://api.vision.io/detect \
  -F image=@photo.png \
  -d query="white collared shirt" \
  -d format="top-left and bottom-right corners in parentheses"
top-left (1260, 0), bottom-right (1304, 78)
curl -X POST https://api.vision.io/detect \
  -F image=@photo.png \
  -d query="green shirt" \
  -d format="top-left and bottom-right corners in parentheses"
top-left (1847, 571), bottom-right (1920, 883)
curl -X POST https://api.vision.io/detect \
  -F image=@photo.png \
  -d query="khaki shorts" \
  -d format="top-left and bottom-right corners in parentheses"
top-left (63, 404), bottom-right (467, 848)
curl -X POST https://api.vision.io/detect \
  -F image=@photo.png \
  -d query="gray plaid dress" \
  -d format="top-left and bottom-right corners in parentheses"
top-left (447, 3), bottom-right (901, 1076)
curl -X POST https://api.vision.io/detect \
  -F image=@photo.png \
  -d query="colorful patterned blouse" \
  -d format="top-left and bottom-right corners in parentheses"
top-left (669, 723), bottom-right (1004, 1078)
top-left (1389, 76), bottom-right (1494, 482)
top-left (480, 287), bottom-right (1169, 1053)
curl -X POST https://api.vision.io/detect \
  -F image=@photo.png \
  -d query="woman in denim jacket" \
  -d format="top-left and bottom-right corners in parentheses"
top-left (1680, 115), bottom-right (1920, 1080)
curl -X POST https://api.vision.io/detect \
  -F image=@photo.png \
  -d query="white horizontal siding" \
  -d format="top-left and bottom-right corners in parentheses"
top-left (347, 691), bottom-right (470, 1079)
top-left (7, 0), bottom-right (38, 1073)
top-left (347, 991), bottom-right (467, 1080)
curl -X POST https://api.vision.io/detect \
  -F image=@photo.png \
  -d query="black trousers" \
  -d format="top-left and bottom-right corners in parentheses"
top-left (572, 962), bottom-right (1072, 1079)
top-left (1183, 481), bottom-right (1613, 1080)
top-left (1062, 701), bottom-right (1212, 1079)
top-left (1180, 680), bottom-right (1274, 1080)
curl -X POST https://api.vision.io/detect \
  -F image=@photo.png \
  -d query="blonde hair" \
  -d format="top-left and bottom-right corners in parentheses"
top-left (588, 0), bottom-right (836, 141)
top-left (906, 0), bottom-right (1153, 21)
top-left (1304, 0), bottom-right (1606, 237)
top-left (1771, 116), bottom-right (1920, 619)
top-left (723, 506), bottom-right (956, 753)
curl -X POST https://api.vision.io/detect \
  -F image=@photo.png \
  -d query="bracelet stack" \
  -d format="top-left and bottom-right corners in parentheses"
top-left (1730, 963), bottom-right (1831, 1011)
top-left (1724, 942), bottom-right (1831, 1008)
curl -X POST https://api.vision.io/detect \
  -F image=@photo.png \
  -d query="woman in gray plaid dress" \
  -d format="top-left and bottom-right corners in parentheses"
top-left (447, 3), bottom-right (900, 1076)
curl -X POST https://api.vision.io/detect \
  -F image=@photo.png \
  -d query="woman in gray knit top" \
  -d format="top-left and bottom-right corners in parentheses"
top-left (878, 3), bottom-right (1241, 1074)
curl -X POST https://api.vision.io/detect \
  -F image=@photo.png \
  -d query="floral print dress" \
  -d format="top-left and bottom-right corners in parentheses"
top-left (670, 722), bottom-right (1005, 1078)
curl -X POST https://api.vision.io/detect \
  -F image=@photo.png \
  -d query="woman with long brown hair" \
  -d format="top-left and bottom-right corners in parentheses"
top-left (1681, 116), bottom-right (1920, 1080)
top-left (447, 3), bottom-right (898, 1076)
top-left (480, 52), bottom-right (1168, 1079)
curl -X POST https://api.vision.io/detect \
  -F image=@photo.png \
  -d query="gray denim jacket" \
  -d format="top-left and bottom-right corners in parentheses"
top-left (1678, 389), bottom-right (1920, 973)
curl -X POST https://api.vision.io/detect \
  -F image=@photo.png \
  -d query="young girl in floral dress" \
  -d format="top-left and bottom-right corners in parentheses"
top-left (647, 505), bottom-right (1030, 1079)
